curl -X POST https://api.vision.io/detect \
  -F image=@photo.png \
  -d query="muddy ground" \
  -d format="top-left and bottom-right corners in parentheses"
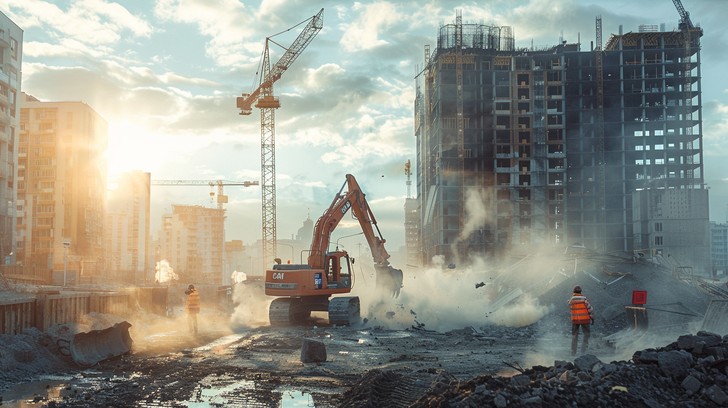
top-left (2, 253), bottom-right (723, 407)
top-left (0, 307), bottom-right (634, 408)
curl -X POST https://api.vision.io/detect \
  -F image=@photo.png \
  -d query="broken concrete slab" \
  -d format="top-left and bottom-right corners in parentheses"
top-left (300, 338), bottom-right (326, 363)
top-left (70, 321), bottom-right (133, 366)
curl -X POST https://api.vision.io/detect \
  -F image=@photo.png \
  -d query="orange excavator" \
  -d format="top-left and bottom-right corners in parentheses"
top-left (265, 174), bottom-right (404, 326)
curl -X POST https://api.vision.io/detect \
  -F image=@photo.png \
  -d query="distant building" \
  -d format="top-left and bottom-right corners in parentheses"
top-left (711, 222), bottom-right (728, 277)
top-left (414, 13), bottom-right (706, 265)
top-left (0, 12), bottom-right (22, 272)
top-left (17, 94), bottom-right (108, 283)
top-left (295, 213), bottom-right (313, 242)
top-left (404, 197), bottom-right (419, 268)
top-left (224, 239), bottom-right (245, 285)
top-left (159, 205), bottom-right (224, 285)
top-left (633, 188), bottom-right (710, 276)
top-left (106, 171), bottom-right (151, 284)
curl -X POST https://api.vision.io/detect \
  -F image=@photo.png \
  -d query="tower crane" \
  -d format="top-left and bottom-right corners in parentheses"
top-left (237, 8), bottom-right (324, 268)
top-left (151, 180), bottom-right (259, 210)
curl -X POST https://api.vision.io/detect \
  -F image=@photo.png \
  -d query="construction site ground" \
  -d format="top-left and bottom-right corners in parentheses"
top-left (2, 308), bottom-right (547, 407)
top-left (2, 252), bottom-right (728, 407)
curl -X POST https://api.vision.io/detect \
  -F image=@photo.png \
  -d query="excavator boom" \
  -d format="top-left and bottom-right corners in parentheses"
top-left (264, 174), bottom-right (403, 326)
top-left (308, 174), bottom-right (402, 296)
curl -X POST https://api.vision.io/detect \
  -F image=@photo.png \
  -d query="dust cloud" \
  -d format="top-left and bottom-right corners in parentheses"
top-left (354, 254), bottom-right (553, 332)
top-left (229, 281), bottom-right (271, 328)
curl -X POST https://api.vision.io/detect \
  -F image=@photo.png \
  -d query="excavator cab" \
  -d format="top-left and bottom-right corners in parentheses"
top-left (324, 251), bottom-right (352, 289)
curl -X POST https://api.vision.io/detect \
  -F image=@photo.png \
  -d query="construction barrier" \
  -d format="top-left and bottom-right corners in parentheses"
top-left (0, 298), bottom-right (36, 335)
top-left (0, 291), bottom-right (132, 335)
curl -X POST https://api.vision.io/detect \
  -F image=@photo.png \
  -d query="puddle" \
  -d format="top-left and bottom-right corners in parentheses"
top-left (0, 376), bottom-right (72, 407)
top-left (280, 390), bottom-right (315, 407)
top-left (186, 378), bottom-right (256, 407)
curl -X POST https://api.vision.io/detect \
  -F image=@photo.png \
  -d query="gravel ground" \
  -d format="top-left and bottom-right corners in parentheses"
top-left (0, 252), bottom-right (725, 407)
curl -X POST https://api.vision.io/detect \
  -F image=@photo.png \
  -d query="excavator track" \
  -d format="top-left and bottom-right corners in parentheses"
top-left (328, 296), bottom-right (360, 326)
top-left (268, 298), bottom-right (311, 326)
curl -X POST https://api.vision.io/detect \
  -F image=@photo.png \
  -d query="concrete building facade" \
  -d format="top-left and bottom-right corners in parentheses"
top-left (0, 12), bottom-right (21, 271)
top-left (106, 171), bottom-right (151, 284)
top-left (17, 94), bottom-right (108, 283)
top-left (414, 14), bottom-right (706, 267)
top-left (711, 222), bottom-right (728, 277)
top-left (159, 205), bottom-right (224, 285)
top-left (633, 188), bottom-right (710, 275)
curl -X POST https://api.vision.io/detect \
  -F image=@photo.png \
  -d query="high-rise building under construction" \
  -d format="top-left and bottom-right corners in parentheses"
top-left (414, 12), bottom-right (706, 268)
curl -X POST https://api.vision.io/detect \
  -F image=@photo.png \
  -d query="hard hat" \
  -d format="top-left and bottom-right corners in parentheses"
top-left (188, 284), bottom-right (195, 290)
top-left (573, 285), bottom-right (582, 293)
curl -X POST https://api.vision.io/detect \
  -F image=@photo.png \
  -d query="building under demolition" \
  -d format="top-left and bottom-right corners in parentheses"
top-left (414, 11), bottom-right (707, 272)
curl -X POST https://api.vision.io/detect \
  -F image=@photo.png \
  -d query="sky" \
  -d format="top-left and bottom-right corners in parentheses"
top-left (2, 0), bottom-right (728, 257)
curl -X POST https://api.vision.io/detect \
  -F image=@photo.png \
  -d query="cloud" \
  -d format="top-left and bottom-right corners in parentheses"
top-left (339, 2), bottom-right (400, 52)
top-left (6, 0), bottom-right (152, 45)
top-left (154, 0), bottom-right (256, 67)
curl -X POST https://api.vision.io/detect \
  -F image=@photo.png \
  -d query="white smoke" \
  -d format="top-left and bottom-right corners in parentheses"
top-left (229, 282), bottom-right (271, 328)
top-left (155, 259), bottom-right (179, 283)
top-left (230, 270), bottom-right (247, 284)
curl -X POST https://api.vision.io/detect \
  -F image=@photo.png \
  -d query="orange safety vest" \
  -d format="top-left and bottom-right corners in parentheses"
top-left (569, 293), bottom-right (591, 324)
top-left (186, 289), bottom-right (200, 313)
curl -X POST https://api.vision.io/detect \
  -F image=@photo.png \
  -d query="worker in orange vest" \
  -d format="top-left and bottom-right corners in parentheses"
top-left (184, 284), bottom-right (201, 335)
top-left (568, 285), bottom-right (594, 355)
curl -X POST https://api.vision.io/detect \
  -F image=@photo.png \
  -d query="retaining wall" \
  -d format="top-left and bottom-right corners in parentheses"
top-left (0, 291), bottom-right (132, 335)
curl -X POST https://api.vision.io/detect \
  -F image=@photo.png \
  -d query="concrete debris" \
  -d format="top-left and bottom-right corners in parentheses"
top-left (300, 338), bottom-right (327, 363)
top-left (411, 331), bottom-right (728, 407)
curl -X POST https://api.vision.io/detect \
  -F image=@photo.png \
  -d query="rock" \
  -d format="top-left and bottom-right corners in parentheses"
top-left (657, 350), bottom-right (692, 378)
top-left (300, 338), bottom-right (327, 363)
top-left (510, 374), bottom-right (530, 387)
top-left (493, 393), bottom-right (507, 408)
top-left (633, 349), bottom-right (659, 364)
top-left (704, 384), bottom-right (728, 406)
top-left (573, 354), bottom-right (600, 371)
top-left (680, 375), bottom-right (701, 395)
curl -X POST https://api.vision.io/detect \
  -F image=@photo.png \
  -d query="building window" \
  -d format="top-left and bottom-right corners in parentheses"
top-left (11, 38), bottom-right (18, 60)
top-left (655, 236), bottom-right (663, 246)
top-left (655, 222), bottom-right (662, 232)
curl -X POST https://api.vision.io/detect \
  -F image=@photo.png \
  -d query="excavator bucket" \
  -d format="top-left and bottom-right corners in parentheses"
top-left (70, 321), bottom-right (133, 366)
top-left (375, 265), bottom-right (403, 298)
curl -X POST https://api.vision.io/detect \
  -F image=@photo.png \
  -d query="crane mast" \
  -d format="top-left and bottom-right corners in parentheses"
top-left (237, 8), bottom-right (324, 270)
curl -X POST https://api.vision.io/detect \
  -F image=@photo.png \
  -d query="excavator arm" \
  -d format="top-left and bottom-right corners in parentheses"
top-left (308, 174), bottom-right (403, 296)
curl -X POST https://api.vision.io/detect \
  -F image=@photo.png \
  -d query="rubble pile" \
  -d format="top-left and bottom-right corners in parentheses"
top-left (0, 328), bottom-right (70, 390)
top-left (411, 331), bottom-right (728, 407)
top-left (533, 255), bottom-right (710, 336)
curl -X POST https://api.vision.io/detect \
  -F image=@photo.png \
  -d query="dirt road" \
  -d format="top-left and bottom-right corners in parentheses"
top-left (2, 314), bottom-right (552, 407)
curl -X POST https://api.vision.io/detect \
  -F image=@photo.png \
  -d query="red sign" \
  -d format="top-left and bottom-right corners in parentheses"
top-left (632, 290), bottom-right (647, 305)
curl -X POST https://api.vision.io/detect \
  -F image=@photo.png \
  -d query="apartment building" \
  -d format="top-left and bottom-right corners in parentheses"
top-left (106, 171), bottom-right (151, 284)
top-left (17, 94), bottom-right (108, 283)
top-left (159, 205), bottom-right (224, 285)
top-left (0, 11), bottom-right (21, 271)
